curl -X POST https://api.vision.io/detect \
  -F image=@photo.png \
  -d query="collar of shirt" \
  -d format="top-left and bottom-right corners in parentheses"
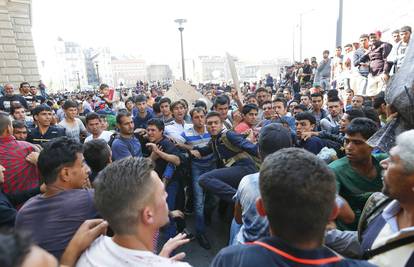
top-left (381, 200), bottom-right (414, 234)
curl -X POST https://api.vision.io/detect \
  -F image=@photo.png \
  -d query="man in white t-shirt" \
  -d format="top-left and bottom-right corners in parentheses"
top-left (84, 112), bottom-right (112, 143)
top-left (58, 100), bottom-right (87, 142)
top-left (76, 157), bottom-right (191, 267)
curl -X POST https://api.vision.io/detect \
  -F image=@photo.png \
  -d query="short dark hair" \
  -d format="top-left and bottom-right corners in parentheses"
top-left (85, 112), bottom-right (101, 124)
top-left (310, 93), bottom-right (323, 99)
top-left (261, 100), bottom-right (272, 107)
top-left (360, 33), bottom-right (369, 39)
top-left (392, 29), bottom-right (400, 35)
top-left (345, 108), bottom-right (365, 121)
top-left (189, 107), bottom-right (206, 118)
top-left (0, 111), bottom-right (11, 134)
top-left (134, 94), bottom-right (147, 103)
top-left (323, 50), bottom-right (330, 54)
top-left (152, 102), bottom-right (161, 113)
top-left (259, 148), bottom-right (336, 244)
top-left (400, 25), bottom-right (412, 33)
top-left (295, 112), bottom-right (316, 125)
top-left (194, 100), bottom-right (207, 110)
top-left (32, 104), bottom-right (51, 116)
top-left (259, 124), bottom-right (292, 159)
top-left (0, 232), bottom-right (32, 267)
top-left (159, 97), bottom-right (171, 106)
top-left (19, 82), bottom-right (30, 88)
top-left (147, 118), bottom-right (164, 132)
top-left (327, 96), bottom-right (341, 103)
top-left (255, 87), bottom-right (268, 95)
top-left (273, 97), bottom-right (287, 108)
top-left (373, 92), bottom-right (386, 109)
top-left (12, 120), bottom-right (26, 130)
top-left (116, 111), bottom-right (131, 125)
top-left (241, 104), bottom-right (259, 115)
top-left (170, 100), bottom-right (186, 112)
top-left (362, 107), bottom-right (380, 126)
top-left (62, 100), bottom-right (78, 110)
top-left (213, 95), bottom-right (229, 108)
top-left (99, 83), bottom-right (109, 90)
top-left (9, 103), bottom-right (24, 115)
top-left (83, 139), bottom-right (111, 174)
top-left (94, 157), bottom-right (155, 235)
top-left (346, 117), bottom-right (378, 140)
top-left (38, 137), bottom-right (83, 184)
top-left (206, 111), bottom-right (221, 121)
top-left (294, 104), bottom-right (308, 112)
top-left (245, 94), bottom-right (257, 101)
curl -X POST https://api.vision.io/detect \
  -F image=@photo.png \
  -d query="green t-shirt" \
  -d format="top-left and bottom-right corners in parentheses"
top-left (329, 153), bottom-right (388, 230)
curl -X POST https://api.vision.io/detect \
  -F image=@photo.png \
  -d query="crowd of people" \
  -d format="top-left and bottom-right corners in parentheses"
top-left (0, 25), bottom-right (413, 267)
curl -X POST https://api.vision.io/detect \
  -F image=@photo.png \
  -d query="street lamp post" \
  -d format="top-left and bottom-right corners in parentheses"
top-left (76, 71), bottom-right (80, 90)
top-left (95, 63), bottom-right (100, 85)
top-left (336, 0), bottom-right (343, 47)
top-left (174, 19), bottom-right (187, 81)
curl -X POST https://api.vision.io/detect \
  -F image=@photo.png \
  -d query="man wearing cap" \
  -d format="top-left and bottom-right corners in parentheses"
top-left (232, 124), bottom-right (292, 245)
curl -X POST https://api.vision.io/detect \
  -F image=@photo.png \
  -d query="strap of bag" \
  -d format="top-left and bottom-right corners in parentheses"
top-left (245, 241), bottom-right (342, 265)
top-left (362, 234), bottom-right (414, 260)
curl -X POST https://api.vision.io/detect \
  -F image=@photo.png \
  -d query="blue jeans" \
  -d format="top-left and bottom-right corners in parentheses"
top-left (165, 180), bottom-right (179, 238)
top-left (192, 160), bottom-right (216, 235)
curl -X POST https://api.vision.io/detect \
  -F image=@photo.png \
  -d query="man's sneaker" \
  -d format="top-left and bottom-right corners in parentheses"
top-left (196, 233), bottom-right (211, 250)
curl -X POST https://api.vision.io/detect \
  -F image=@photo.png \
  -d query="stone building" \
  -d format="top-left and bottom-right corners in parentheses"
top-left (0, 0), bottom-right (39, 88)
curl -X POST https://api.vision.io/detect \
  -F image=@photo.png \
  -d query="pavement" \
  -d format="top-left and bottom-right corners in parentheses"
top-left (178, 209), bottom-right (231, 267)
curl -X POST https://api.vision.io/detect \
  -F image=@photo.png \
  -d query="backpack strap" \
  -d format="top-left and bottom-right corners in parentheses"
top-left (362, 234), bottom-right (414, 260)
top-left (245, 241), bottom-right (342, 265)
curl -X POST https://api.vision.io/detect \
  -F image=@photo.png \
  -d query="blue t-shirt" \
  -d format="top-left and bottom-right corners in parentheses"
top-left (233, 172), bottom-right (269, 243)
top-left (297, 136), bottom-right (326, 155)
top-left (111, 136), bottom-right (142, 161)
top-left (212, 236), bottom-right (375, 267)
top-left (133, 109), bottom-right (155, 129)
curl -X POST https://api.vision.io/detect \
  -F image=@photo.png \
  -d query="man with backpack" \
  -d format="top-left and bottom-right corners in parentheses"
top-left (190, 111), bottom-right (258, 203)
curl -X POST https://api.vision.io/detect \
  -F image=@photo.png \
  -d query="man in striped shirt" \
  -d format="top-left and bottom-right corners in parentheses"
top-left (178, 107), bottom-right (215, 249)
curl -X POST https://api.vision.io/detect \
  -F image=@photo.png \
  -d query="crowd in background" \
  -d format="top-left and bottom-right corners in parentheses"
top-left (0, 25), bottom-right (413, 267)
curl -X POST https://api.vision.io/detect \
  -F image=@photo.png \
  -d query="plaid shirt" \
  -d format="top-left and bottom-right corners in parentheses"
top-left (0, 135), bottom-right (40, 193)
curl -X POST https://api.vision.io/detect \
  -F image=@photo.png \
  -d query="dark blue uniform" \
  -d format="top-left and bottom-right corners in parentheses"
top-left (212, 236), bottom-right (375, 267)
top-left (27, 126), bottom-right (66, 146)
top-left (196, 130), bottom-right (258, 203)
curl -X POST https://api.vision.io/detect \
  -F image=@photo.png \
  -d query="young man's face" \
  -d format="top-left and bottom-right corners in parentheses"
top-left (172, 104), bottom-right (185, 122)
top-left (64, 153), bottom-right (90, 189)
top-left (392, 33), bottom-right (401, 43)
top-left (344, 133), bottom-right (372, 163)
top-left (136, 101), bottom-right (147, 113)
top-left (327, 101), bottom-right (341, 117)
top-left (369, 35), bottom-right (378, 46)
top-left (256, 91), bottom-right (268, 106)
top-left (283, 90), bottom-right (292, 100)
top-left (101, 87), bottom-right (110, 97)
top-left (64, 107), bottom-right (78, 120)
top-left (247, 97), bottom-right (258, 106)
top-left (117, 115), bottom-right (134, 136)
top-left (191, 111), bottom-right (206, 129)
top-left (273, 101), bottom-right (287, 116)
top-left (359, 37), bottom-right (369, 49)
top-left (339, 113), bottom-right (351, 133)
top-left (13, 127), bottom-right (28, 141)
top-left (29, 86), bottom-right (38, 96)
top-left (160, 102), bottom-right (171, 117)
top-left (335, 48), bottom-right (342, 57)
top-left (323, 52), bottom-right (329, 59)
top-left (35, 110), bottom-right (52, 127)
top-left (300, 96), bottom-right (311, 106)
top-left (351, 96), bottom-right (364, 109)
top-left (206, 115), bottom-right (223, 136)
top-left (214, 103), bottom-right (229, 121)
top-left (400, 30), bottom-right (411, 43)
top-left (293, 108), bottom-right (304, 116)
top-left (125, 101), bottom-right (134, 111)
top-left (311, 96), bottom-right (323, 110)
top-left (13, 108), bottom-right (26, 120)
top-left (86, 118), bottom-right (102, 136)
top-left (295, 119), bottom-right (314, 139)
top-left (146, 124), bottom-right (163, 143)
top-left (243, 109), bottom-right (258, 127)
top-left (262, 103), bottom-right (273, 120)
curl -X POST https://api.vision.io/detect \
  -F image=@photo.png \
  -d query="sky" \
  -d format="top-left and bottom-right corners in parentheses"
top-left (32, 0), bottom-right (414, 66)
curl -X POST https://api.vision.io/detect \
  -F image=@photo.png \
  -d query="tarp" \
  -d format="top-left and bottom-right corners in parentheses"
top-left (367, 39), bottom-right (414, 152)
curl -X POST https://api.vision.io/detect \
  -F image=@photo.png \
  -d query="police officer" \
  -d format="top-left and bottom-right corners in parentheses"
top-left (190, 111), bottom-right (258, 203)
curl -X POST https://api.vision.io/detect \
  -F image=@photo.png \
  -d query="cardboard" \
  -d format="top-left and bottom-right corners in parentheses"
top-left (165, 80), bottom-right (212, 109)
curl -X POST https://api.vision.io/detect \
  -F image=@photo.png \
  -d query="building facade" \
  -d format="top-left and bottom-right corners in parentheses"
top-left (112, 58), bottom-right (146, 87)
top-left (0, 0), bottom-right (40, 88)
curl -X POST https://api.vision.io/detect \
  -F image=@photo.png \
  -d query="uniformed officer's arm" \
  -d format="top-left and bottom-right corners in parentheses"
top-left (226, 131), bottom-right (258, 157)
